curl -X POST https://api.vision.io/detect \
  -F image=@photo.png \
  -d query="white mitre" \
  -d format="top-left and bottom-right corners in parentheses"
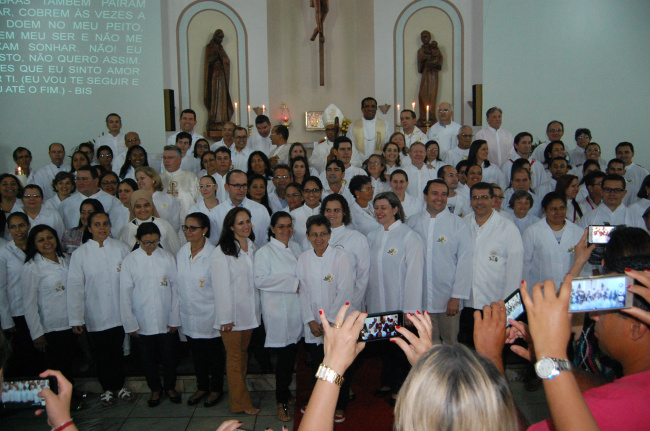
top-left (322, 103), bottom-right (344, 127)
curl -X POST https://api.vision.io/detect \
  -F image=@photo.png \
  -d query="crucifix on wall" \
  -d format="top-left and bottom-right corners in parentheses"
top-left (309, 0), bottom-right (328, 86)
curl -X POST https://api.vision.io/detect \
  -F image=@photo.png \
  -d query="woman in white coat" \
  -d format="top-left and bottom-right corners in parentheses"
top-left (21, 184), bottom-right (65, 239)
top-left (22, 225), bottom-right (76, 385)
top-left (467, 140), bottom-right (506, 189)
top-left (389, 170), bottom-right (424, 219)
top-left (348, 175), bottom-right (381, 236)
top-left (507, 190), bottom-right (540, 235)
top-left (290, 177), bottom-right (323, 248)
top-left (176, 212), bottom-right (225, 408)
top-left (296, 214), bottom-right (354, 422)
top-left (67, 212), bottom-right (133, 406)
top-left (522, 191), bottom-right (588, 289)
top-left (135, 167), bottom-right (181, 232)
top-left (120, 222), bottom-right (181, 407)
top-left (367, 191), bottom-right (424, 405)
top-left (254, 211), bottom-right (302, 422)
top-left (211, 207), bottom-right (260, 415)
top-left (118, 190), bottom-right (181, 255)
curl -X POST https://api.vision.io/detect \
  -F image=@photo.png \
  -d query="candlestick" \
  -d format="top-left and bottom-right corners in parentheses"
top-left (396, 104), bottom-right (400, 126)
top-left (247, 105), bottom-right (251, 127)
top-left (234, 102), bottom-right (238, 126)
top-left (426, 105), bottom-right (430, 123)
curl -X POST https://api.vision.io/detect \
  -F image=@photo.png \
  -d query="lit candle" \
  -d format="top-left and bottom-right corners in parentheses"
top-left (247, 105), bottom-right (251, 126)
top-left (396, 104), bottom-right (400, 125)
top-left (234, 102), bottom-right (238, 125)
top-left (411, 102), bottom-right (415, 111)
top-left (16, 166), bottom-right (22, 175)
top-left (262, 104), bottom-right (266, 114)
top-left (426, 105), bottom-right (430, 121)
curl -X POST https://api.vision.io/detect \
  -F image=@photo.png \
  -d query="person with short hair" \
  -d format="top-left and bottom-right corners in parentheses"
top-left (389, 170), bottom-right (424, 218)
top-left (94, 113), bottom-right (125, 157)
top-left (33, 143), bottom-right (71, 200)
top-left (508, 189), bottom-right (539, 235)
top-left (166, 109), bottom-right (205, 149)
top-left (403, 142), bottom-right (436, 197)
top-left (579, 174), bottom-right (643, 228)
top-left (230, 127), bottom-right (252, 172)
top-left (112, 131), bottom-right (143, 173)
top-left (135, 166), bottom-right (181, 232)
top-left (43, 172), bottom-right (76, 213)
top-left (320, 159), bottom-right (355, 204)
top-left (210, 122), bottom-right (235, 152)
top-left (399, 109), bottom-right (427, 149)
top-left (160, 145), bottom-right (200, 232)
top-left (21, 184), bottom-right (65, 239)
top-left (474, 107), bottom-right (514, 166)
top-left (500, 131), bottom-right (545, 190)
top-left (437, 165), bottom-right (471, 217)
top-left (248, 115), bottom-right (272, 155)
top-left (578, 170), bottom-right (606, 218)
top-left (311, 105), bottom-right (342, 173)
top-left (425, 103), bottom-right (461, 158)
top-left (537, 156), bottom-right (570, 198)
top-left (348, 175), bottom-right (380, 236)
top-left (269, 125), bottom-right (291, 168)
top-left (348, 97), bottom-right (389, 166)
top-left (291, 177), bottom-right (323, 247)
top-left (269, 165), bottom-right (291, 213)
top-left (531, 120), bottom-right (566, 162)
top-left (443, 125), bottom-right (473, 168)
top-left (569, 127), bottom-right (592, 167)
top-left (325, 137), bottom-right (366, 182)
top-left (616, 142), bottom-right (649, 206)
top-left (12, 147), bottom-right (35, 184)
top-left (283, 182), bottom-right (304, 212)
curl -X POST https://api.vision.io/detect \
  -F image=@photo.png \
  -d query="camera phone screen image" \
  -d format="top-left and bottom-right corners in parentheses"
top-left (359, 313), bottom-right (399, 341)
top-left (505, 292), bottom-right (524, 324)
top-left (589, 225), bottom-right (614, 244)
top-left (2, 379), bottom-right (49, 409)
top-left (570, 276), bottom-right (628, 312)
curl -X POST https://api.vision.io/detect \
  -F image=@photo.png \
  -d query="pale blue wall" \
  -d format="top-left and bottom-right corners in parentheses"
top-left (483, 0), bottom-right (650, 167)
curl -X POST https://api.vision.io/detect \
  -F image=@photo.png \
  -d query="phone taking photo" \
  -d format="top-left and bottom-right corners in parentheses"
top-left (570, 274), bottom-right (633, 313)
top-left (358, 311), bottom-right (403, 342)
top-left (588, 225), bottom-right (615, 245)
top-left (1, 376), bottom-right (57, 410)
top-left (504, 290), bottom-right (525, 327)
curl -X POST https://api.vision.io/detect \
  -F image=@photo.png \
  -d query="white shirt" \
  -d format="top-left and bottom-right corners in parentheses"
top-left (211, 240), bottom-right (260, 331)
top-left (166, 130), bottom-right (205, 151)
top-left (58, 190), bottom-right (123, 236)
top-left (327, 225), bottom-right (370, 312)
top-left (465, 210), bottom-right (523, 309)
top-left (481, 162), bottom-right (507, 189)
top-left (512, 213), bottom-right (541, 236)
top-left (297, 245), bottom-right (354, 345)
top-left (403, 127), bottom-right (428, 149)
top-left (118, 217), bottom-right (181, 256)
top-left (33, 163), bottom-right (71, 200)
top-left (400, 193), bottom-right (425, 219)
top-left (407, 208), bottom-right (474, 313)
top-left (24, 208), bottom-right (66, 240)
top-left (212, 197), bottom-right (271, 247)
top-left (349, 201), bottom-right (380, 236)
top-left (290, 204), bottom-right (321, 248)
top-left (67, 238), bottom-right (129, 332)
top-left (347, 118), bottom-right (389, 165)
top-left (403, 164), bottom-right (436, 198)
top-left (366, 221), bottom-right (424, 314)
top-left (254, 238), bottom-right (303, 347)
top-left (231, 147), bottom-right (252, 172)
top-left (523, 219), bottom-right (588, 289)
top-left (268, 191), bottom-right (287, 214)
top-left (95, 132), bottom-right (125, 157)
top-left (43, 195), bottom-right (64, 213)
top-left (22, 254), bottom-right (71, 339)
top-left (500, 156), bottom-right (546, 191)
top-left (502, 188), bottom-right (543, 218)
top-left (269, 144), bottom-right (291, 166)
top-left (426, 121), bottom-right (461, 157)
top-left (160, 169), bottom-right (200, 229)
top-left (0, 242), bottom-right (26, 329)
top-left (624, 163), bottom-right (649, 206)
top-left (248, 133), bottom-right (272, 155)
top-left (321, 182), bottom-right (355, 207)
top-left (120, 247), bottom-right (180, 335)
top-left (310, 138), bottom-right (334, 173)
top-left (446, 191), bottom-right (472, 218)
top-left (579, 203), bottom-right (643, 229)
top-left (444, 146), bottom-right (470, 168)
top-left (176, 241), bottom-right (221, 339)
top-left (475, 126), bottom-right (514, 167)
top-left (198, 170), bottom-right (229, 204)
top-left (152, 190), bottom-right (182, 232)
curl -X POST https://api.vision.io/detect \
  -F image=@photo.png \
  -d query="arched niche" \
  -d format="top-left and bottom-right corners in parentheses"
top-left (177, 1), bottom-right (248, 131)
top-left (395, 0), bottom-right (463, 120)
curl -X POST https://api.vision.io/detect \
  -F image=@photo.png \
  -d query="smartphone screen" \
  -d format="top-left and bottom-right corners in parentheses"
top-left (1, 377), bottom-right (56, 409)
top-left (504, 290), bottom-right (525, 326)
top-left (358, 311), bottom-right (403, 342)
top-left (570, 275), bottom-right (633, 312)
top-left (588, 225), bottom-right (615, 245)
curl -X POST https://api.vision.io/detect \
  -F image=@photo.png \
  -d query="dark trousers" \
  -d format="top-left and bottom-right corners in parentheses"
top-left (88, 326), bottom-right (126, 392)
top-left (136, 332), bottom-right (177, 393)
top-left (186, 335), bottom-right (225, 393)
top-left (458, 307), bottom-right (477, 348)
top-left (249, 319), bottom-right (273, 372)
top-left (274, 343), bottom-right (297, 404)
top-left (44, 329), bottom-right (76, 385)
top-left (379, 341), bottom-right (411, 395)
top-left (306, 343), bottom-right (352, 411)
top-left (5, 316), bottom-right (46, 377)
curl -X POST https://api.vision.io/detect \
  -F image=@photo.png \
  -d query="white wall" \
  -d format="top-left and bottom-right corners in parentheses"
top-left (483, 0), bottom-right (650, 166)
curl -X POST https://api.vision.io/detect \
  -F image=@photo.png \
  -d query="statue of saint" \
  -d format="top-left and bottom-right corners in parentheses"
top-left (204, 29), bottom-right (234, 131)
top-left (309, 0), bottom-right (329, 43)
top-left (417, 31), bottom-right (443, 125)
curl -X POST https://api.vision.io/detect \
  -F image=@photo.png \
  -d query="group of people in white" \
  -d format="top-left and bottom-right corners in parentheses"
top-left (1, 380), bottom-right (48, 407)
top-left (1, 99), bottom-right (649, 425)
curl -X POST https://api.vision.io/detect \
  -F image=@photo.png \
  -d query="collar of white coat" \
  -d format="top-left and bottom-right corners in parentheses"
top-left (385, 220), bottom-right (403, 232)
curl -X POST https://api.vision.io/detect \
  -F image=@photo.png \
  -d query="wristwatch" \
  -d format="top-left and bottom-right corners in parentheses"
top-left (315, 363), bottom-right (345, 386)
top-left (535, 357), bottom-right (572, 380)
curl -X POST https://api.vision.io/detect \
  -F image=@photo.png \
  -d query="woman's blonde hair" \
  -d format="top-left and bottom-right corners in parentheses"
top-left (135, 166), bottom-right (163, 192)
top-left (394, 344), bottom-right (517, 431)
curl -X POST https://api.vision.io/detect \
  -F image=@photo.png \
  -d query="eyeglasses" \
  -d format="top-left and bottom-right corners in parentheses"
top-left (427, 148), bottom-right (439, 152)
top-left (101, 180), bottom-right (118, 186)
top-left (438, 109), bottom-right (450, 113)
top-left (181, 225), bottom-right (203, 232)
top-left (126, 137), bottom-right (140, 143)
top-left (459, 134), bottom-right (474, 138)
top-left (548, 128), bottom-right (563, 133)
top-left (23, 194), bottom-right (42, 199)
top-left (274, 224), bottom-right (293, 230)
top-left (198, 184), bottom-right (216, 189)
top-left (577, 135), bottom-right (591, 140)
top-left (367, 161), bottom-right (382, 167)
top-left (285, 192), bottom-right (301, 198)
top-left (140, 240), bottom-right (160, 247)
top-left (274, 175), bottom-right (290, 180)
top-left (471, 195), bottom-right (492, 201)
top-left (98, 154), bottom-right (113, 159)
top-left (303, 188), bottom-right (321, 194)
top-left (602, 187), bottom-right (625, 194)
top-left (585, 148), bottom-right (600, 153)
top-left (359, 187), bottom-right (374, 193)
top-left (228, 183), bottom-right (248, 190)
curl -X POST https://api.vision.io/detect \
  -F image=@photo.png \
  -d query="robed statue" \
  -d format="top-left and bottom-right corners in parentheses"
top-left (417, 30), bottom-right (443, 124)
top-left (204, 29), bottom-right (234, 131)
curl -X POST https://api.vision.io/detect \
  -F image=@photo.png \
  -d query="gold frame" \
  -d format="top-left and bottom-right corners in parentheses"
top-left (305, 111), bottom-right (324, 131)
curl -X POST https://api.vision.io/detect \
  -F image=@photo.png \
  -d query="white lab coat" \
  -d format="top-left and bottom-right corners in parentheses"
top-left (188, 200), bottom-right (222, 244)
top-left (522, 219), bottom-right (588, 289)
top-left (623, 163), bottom-right (649, 206)
top-left (58, 190), bottom-right (123, 236)
top-left (22, 254), bottom-right (71, 340)
top-left (407, 208), bottom-right (474, 313)
top-left (512, 213), bottom-right (541, 236)
top-left (67, 238), bottom-right (130, 332)
top-left (403, 164), bottom-right (436, 198)
top-left (26, 208), bottom-right (66, 240)
top-left (481, 162), bottom-right (507, 189)
top-left (0, 242), bottom-right (26, 329)
top-left (212, 198), bottom-right (271, 247)
top-left (118, 217), bottom-right (181, 256)
top-left (290, 204), bottom-right (321, 248)
top-left (176, 241), bottom-right (220, 339)
top-left (366, 221), bottom-right (424, 314)
top-left (297, 245), bottom-right (354, 345)
top-left (152, 190), bottom-right (182, 232)
top-left (446, 191), bottom-right (472, 218)
top-left (400, 193), bottom-right (425, 219)
top-left (464, 210), bottom-right (523, 309)
top-left (119, 247), bottom-right (180, 335)
top-left (349, 201), bottom-right (380, 236)
top-left (254, 238), bottom-right (303, 347)
top-left (328, 226), bottom-right (370, 312)
top-left (579, 204), bottom-right (643, 229)
top-left (211, 239), bottom-right (260, 331)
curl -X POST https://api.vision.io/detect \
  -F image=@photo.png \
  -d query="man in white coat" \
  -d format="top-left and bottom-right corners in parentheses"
top-left (426, 102), bottom-right (461, 158)
top-left (33, 143), bottom-right (70, 201)
top-left (248, 115), bottom-right (272, 155)
top-left (94, 113), bottom-right (125, 158)
top-left (212, 170), bottom-right (271, 247)
top-left (399, 109), bottom-right (427, 149)
top-left (579, 174), bottom-right (644, 229)
top-left (438, 165), bottom-right (471, 218)
top-left (167, 109), bottom-right (205, 150)
top-left (475, 107), bottom-right (514, 167)
top-left (407, 179), bottom-right (473, 345)
top-left (616, 142), bottom-right (649, 207)
top-left (460, 182), bottom-right (523, 346)
top-left (500, 132), bottom-right (546, 191)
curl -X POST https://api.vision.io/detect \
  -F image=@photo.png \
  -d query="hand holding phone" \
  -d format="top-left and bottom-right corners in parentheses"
top-left (570, 274), bottom-right (633, 312)
top-left (358, 311), bottom-right (403, 342)
top-left (1, 376), bottom-right (57, 410)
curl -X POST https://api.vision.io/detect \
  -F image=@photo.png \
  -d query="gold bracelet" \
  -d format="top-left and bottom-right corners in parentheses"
top-left (315, 363), bottom-right (344, 387)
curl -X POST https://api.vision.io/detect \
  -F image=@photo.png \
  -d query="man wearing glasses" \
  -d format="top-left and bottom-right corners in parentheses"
top-left (458, 182), bottom-right (523, 347)
top-left (443, 125), bottom-right (473, 168)
top-left (426, 102), bottom-right (461, 159)
top-left (579, 174), bottom-right (643, 229)
top-left (230, 127), bottom-right (252, 172)
top-left (213, 170), bottom-right (271, 246)
top-left (269, 165), bottom-right (292, 213)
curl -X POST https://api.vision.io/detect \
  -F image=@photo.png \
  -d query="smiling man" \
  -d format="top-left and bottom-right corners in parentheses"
top-left (475, 107), bottom-right (514, 167)
top-left (33, 143), bottom-right (71, 200)
top-left (166, 109), bottom-right (205, 150)
top-left (407, 179), bottom-right (473, 345)
top-left (579, 174), bottom-right (643, 229)
top-left (95, 113), bottom-right (126, 158)
top-left (400, 109), bottom-right (427, 149)
top-left (347, 97), bottom-right (389, 166)
top-left (615, 142), bottom-right (649, 207)
top-left (426, 102), bottom-right (461, 158)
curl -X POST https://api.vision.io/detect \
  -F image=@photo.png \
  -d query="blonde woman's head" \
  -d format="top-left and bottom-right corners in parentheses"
top-left (395, 344), bottom-right (517, 431)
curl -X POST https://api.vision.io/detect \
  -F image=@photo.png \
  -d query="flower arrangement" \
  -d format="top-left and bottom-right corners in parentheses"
top-left (340, 118), bottom-right (351, 134)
